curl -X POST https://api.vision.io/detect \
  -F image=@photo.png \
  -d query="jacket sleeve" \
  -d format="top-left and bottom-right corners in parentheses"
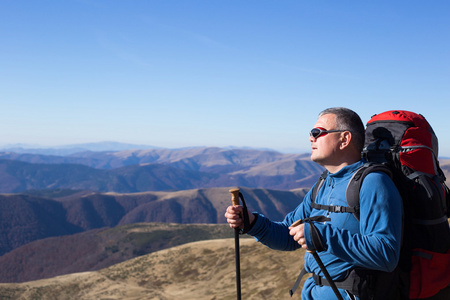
top-left (246, 190), bottom-right (313, 251)
top-left (304, 172), bottom-right (403, 272)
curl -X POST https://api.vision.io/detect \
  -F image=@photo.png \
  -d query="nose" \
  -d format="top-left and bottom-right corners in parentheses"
top-left (309, 135), bottom-right (316, 143)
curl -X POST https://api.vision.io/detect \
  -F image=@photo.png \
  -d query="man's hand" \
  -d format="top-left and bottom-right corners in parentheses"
top-left (289, 223), bottom-right (307, 249)
top-left (225, 205), bottom-right (255, 229)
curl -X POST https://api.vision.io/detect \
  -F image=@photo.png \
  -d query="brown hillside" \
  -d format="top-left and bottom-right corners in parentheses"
top-left (0, 238), bottom-right (307, 300)
top-left (0, 194), bottom-right (82, 255)
top-left (0, 187), bottom-right (307, 256)
top-left (0, 223), bottom-right (239, 283)
top-left (59, 187), bottom-right (307, 228)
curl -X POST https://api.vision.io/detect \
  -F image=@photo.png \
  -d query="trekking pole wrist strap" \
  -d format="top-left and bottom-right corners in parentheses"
top-left (239, 192), bottom-right (252, 234)
top-left (303, 216), bottom-right (329, 252)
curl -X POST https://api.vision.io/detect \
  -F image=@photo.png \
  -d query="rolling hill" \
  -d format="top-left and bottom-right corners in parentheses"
top-left (0, 238), bottom-right (307, 300)
top-left (0, 223), bottom-right (243, 283)
top-left (0, 187), bottom-right (307, 256)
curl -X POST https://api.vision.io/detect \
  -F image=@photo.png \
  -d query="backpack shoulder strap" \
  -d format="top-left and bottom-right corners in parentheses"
top-left (311, 170), bottom-right (328, 202)
top-left (311, 169), bottom-right (357, 216)
top-left (311, 163), bottom-right (392, 221)
top-left (346, 163), bottom-right (392, 221)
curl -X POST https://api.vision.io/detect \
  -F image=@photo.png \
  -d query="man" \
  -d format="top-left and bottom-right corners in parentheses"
top-left (225, 107), bottom-right (403, 299)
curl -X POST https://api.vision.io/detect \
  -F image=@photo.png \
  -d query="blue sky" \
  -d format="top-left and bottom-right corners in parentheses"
top-left (1, 1), bottom-right (449, 156)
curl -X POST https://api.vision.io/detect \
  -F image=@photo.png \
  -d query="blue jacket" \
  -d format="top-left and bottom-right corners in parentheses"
top-left (247, 159), bottom-right (403, 300)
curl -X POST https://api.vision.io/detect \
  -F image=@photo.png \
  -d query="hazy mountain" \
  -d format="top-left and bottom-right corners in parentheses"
top-left (0, 187), bottom-right (308, 256)
top-left (0, 141), bottom-right (159, 156)
top-left (0, 146), bottom-right (310, 169)
top-left (439, 159), bottom-right (450, 182)
top-left (0, 238), bottom-right (306, 300)
top-left (0, 147), bottom-right (324, 193)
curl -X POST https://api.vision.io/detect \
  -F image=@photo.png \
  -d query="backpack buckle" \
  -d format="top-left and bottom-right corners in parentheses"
top-left (334, 206), bottom-right (344, 212)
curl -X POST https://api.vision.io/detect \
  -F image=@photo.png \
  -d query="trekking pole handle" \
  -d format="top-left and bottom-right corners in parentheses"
top-left (291, 219), bottom-right (302, 227)
top-left (229, 188), bottom-right (241, 206)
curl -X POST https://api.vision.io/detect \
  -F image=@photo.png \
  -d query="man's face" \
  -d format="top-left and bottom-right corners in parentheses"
top-left (310, 113), bottom-right (343, 166)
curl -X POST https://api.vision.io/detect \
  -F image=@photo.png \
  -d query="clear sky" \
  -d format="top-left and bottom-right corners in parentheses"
top-left (1, 1), bottom-right (449, 156)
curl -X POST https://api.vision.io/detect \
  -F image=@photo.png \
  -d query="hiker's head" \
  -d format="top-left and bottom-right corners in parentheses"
top-left (310, 107), bottom-right (364, 171)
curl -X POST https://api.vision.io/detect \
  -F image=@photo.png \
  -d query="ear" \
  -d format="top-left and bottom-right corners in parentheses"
top-left (339, 131), bottom-right (352, 150)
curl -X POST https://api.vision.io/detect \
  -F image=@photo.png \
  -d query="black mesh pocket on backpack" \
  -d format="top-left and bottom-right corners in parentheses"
top-left (407, 174), bottom-right (450, 253)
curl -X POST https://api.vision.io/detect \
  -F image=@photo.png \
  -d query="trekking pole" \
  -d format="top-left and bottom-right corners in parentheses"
top-left (229, 188), bottom-right (242, 300)
top-left (291, 220), bottom-right (343, 300)
top-left (308, 250), bottom-right (343, 300)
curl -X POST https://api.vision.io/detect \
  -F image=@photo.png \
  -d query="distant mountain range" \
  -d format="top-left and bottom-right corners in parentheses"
top-left (0, 147), bottom-right (324, 193)
top-left (0, 141), bottom-right (287, 156)
top-left (0, 141), bottom-right (160, 155)
top-left (1, 144), bottom-right (446, 194)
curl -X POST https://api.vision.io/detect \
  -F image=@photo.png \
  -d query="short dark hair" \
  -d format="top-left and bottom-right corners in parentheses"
top-left (319, 107), bottom-right (365, 152)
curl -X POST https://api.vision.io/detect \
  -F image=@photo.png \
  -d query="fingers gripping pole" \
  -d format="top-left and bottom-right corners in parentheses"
top-left (229, 188), bottom-right (242, 300)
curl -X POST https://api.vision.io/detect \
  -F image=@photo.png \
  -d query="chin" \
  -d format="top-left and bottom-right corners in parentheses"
top-left (310, 153), bottom-right (323, 164)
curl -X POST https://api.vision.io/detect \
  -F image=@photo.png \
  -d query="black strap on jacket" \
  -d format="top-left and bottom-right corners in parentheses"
top-left (289, 267), bottom-right (308, 297)
top-left (303, 216), bottom-right (330, 252)
top-left (291, 268), bottom-right (377, 299)
top-left (310, 163), bottom-right (392, 221)
top-left (310, 170), bottom-right (358, 215)
top-left (238, 191), bottom-right (251, 234)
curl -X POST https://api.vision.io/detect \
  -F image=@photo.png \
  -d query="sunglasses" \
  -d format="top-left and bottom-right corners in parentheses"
top-left (310, 127), bottom-right (348, 139)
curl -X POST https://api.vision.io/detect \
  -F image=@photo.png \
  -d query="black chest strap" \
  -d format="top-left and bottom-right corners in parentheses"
top-left (310, 163), bottom-right (392, 221)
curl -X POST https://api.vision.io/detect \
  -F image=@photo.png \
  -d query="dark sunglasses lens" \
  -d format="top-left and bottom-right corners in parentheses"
top-left (310, 128), bottom-right (322, 138)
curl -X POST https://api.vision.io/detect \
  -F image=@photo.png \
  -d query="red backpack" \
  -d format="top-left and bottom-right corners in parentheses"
top-left (363, 110), bottom-right (450, 299)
